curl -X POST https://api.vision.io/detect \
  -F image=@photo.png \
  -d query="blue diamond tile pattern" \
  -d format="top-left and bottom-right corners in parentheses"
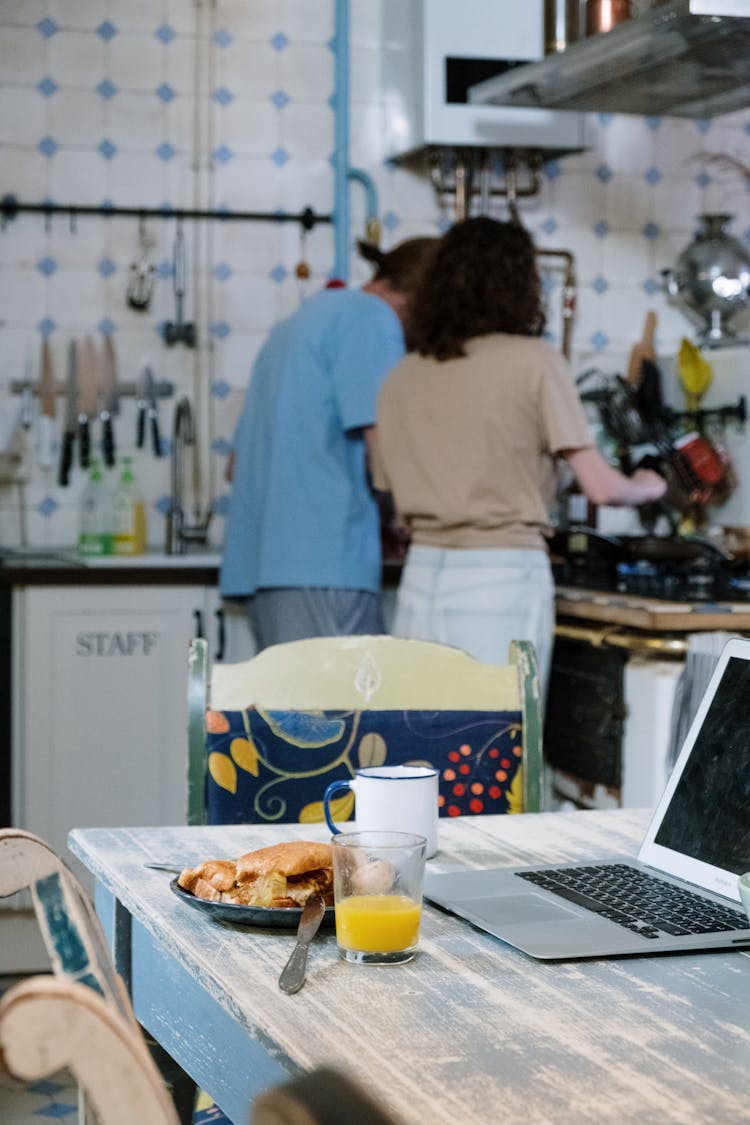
top-left (591, 330), bottom-right (609, 350)
top-left (644, 277), bottom-right (662, 295)
top-left (155, 24), bottom-right (176, 45)
top-left (97, 258), bottom-right (116, 278)
top-left (213, 262), bottom-right (232, 281)
top-left (213, 87), bottom-right (234, 106)
top-left (270, 32), bottom-right (290, 51)
top-left (38, 77), bottom-right (58, 97)
top-left (437, 215), bottom-right (452, 233)
top-left (36, 1101), bottom-right (78, 1117)
top-left (544, 160), bottom-right (561, 180)
top-left (270, 264), bottom-right (287, 283)
top-left (644, 166), bottom-right (661, 185)
top-left (541, 217), bottom-right (558, 235)
top-left (211, 380), bottom-right (231, 399)
top-left (596, 164), bottom-right (613, 184)
top-left (598, 113), bottom-right (614, 126)
top-left (100, 198), bottom-right (115, 211)
top-left (213, 29), bottom-right (232, 47)
top-left (38, 137), bottom-right (58, 158)
top-left (642, 221), bottom-right (660, 241)
top-left (694, 119), bottom-right (712, 133)
top-left (156, 142), bottom-right (176, 162)
top-left (37, 17), bottom-right (59, 37)
top-left (157, 259), bottom-right (174, 279)
top-left (271, 89), bottom-right (290, 109)
top-left (646, 116), bottom-right (662, 131)
top-left (211, 321), bottom-right (231, 339)
top-left (97, 20), bottom-right (117, 41)
top-left (96, 79), bottom-right (118, 100)
top-left (98, 318), bottom-right (116, 335)
top-left (98, 139), bottom-right (117, 160)
top-left (213, 145), bottom-right (234, 164)
top-left (592, 275), bottom-right (609, 295)
top-left (38, 256), bottom-right (57, 276)
top-left (38, 317), bottom-right (56, 336)
top-left (212, 437), bottom-right (233, 454)
top-left (28, 1080), bottom-right (66, 1096)
top-left (155, 495), bottom-right (171, 515)
top-left (156, 83), bottom-right (175, 103)
top-left (38, 496), bottom-right (59, 518)
top-left (696, 170), bottom-right (711, 188)
top-left (271, 147), bottom-right (289, 166)
top-left (382, 211), bottom-right (400, 232)
top-left (593, 220), bottom-right (609, 239)
top-left (212, 494), bottom-right (231, 517)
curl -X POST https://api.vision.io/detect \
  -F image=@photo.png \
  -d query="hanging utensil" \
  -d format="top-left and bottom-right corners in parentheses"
top-left (143, 365), bottom-right (163, 457)
top-left (99, 336), bottom-right (120, 468)
top-left (77, 336), bottom-right (99, 470)
top-left (677, 337), bottom-right (713, 413)
top-left (37, 338), bottom-right (57, 470)
top-left (626, 310), bottom-right (656, 388)
top-left (126, 215), bottom-right (156, 311)
top-left (58, 340), bottom-right (78, 487)
top-left (164, 219), bottom-right (196, 348)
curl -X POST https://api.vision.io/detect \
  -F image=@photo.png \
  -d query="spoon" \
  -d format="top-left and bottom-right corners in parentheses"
top-left (278, 894), bottom-right (327, 995)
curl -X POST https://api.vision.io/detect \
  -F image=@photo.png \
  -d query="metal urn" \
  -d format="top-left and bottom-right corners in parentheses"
top-left (662, 213), bottom-right (750, 346)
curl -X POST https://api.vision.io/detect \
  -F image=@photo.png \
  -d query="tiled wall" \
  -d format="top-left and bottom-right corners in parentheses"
top-left (1, 0), bottom-right (749, 550)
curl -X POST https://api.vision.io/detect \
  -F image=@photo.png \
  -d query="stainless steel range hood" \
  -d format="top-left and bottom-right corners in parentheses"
top-left (469, 0), bottom-right (750, 119)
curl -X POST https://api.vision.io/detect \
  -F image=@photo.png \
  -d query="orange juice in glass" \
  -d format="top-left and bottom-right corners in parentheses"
top-left (332, 831), bottom-right (427, 964)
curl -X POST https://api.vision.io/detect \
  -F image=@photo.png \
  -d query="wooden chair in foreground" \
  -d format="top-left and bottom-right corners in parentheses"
top-left (0, 828), bottom-right (195, 1124)
top-left (187, 634), bottom-right (542, 827)
top-left (0, 976), bottom-right (179, 1125)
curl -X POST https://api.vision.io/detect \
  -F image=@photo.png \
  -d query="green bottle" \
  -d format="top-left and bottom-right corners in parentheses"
top-left (112, 456), bottom-right (147, 556)
top-left (78, 459), bottom-right (113, 556)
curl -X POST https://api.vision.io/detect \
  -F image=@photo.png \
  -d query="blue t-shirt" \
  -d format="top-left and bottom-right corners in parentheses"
top-left (220, 287), bottom-right (405, 598)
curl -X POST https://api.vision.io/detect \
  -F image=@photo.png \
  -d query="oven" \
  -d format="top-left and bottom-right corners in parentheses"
top-left (545, 528), bottom-right (750, 810)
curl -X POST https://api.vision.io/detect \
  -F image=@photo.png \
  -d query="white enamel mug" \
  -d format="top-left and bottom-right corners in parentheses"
top-left (324, 765), bottom-right (439, 858)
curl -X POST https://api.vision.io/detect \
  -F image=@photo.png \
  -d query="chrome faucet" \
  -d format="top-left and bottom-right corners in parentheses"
top-left (165, 396), bottom-right (211, 554)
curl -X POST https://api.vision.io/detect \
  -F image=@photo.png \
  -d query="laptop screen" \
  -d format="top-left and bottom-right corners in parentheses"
top-left (653, 655), bottom-right (750, 876)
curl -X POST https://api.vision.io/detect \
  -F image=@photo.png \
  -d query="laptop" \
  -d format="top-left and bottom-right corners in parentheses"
top-left (424, 635), bottom-right (750, 959)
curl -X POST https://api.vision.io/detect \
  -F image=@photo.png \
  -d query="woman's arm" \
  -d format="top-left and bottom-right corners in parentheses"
top-left (562, 446), bottom-right (667, 507)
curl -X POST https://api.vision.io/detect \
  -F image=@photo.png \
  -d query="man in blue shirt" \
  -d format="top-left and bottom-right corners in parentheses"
top-left (220, 236), bottom-right (436, 649)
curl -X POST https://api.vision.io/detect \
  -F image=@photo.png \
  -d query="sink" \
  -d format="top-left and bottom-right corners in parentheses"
top-left (0, 547), bottom-right (221, 569)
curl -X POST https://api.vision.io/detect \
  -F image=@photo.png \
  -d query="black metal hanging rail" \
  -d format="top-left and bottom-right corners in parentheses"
top-left (0, 196), bottom-right (330, 231)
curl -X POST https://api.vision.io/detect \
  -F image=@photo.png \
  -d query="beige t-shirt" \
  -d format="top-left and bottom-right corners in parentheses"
top-left (373, 334), bottom-right (592, 550)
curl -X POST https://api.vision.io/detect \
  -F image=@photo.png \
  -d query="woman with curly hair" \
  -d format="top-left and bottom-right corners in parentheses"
top-left (373, 217), bottom-right (665, 699)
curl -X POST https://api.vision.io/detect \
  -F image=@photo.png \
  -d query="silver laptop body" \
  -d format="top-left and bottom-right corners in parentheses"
top-left (424, 636), bottom-right (750, 959)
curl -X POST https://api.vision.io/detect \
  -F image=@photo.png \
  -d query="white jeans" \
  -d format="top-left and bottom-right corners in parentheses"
top-left (392, 545), bottom-right (554, 702)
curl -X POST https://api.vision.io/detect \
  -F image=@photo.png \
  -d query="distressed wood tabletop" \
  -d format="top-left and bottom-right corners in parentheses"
top-left (69, 811), bottom-right (750, 1125)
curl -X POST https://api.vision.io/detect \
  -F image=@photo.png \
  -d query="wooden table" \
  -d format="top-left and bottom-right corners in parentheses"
top-left (69, 810), bottom-right (750, 1125)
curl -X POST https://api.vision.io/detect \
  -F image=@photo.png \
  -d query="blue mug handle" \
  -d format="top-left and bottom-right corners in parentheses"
top-left (323, 779), bottom-right (353, 835)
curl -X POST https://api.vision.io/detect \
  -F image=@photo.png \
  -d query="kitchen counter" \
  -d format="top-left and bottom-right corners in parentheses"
top-left (555, 585), bottom-right (750, 633)
top-left (0, 548), bottom-right (222, 585)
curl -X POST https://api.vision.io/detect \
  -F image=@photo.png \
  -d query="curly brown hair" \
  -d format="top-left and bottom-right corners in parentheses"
top-left (357, 236), bottom-right (438, 294)
top-left (408, 218), bottom-right (546, 360)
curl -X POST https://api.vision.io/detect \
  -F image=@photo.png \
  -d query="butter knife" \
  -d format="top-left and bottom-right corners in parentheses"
top-left (279, 893), bottom-right (326, 995)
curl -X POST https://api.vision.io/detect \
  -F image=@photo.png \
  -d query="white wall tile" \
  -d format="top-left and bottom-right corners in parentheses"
top-left (107, 33), bottom-right (164, 90)
top-left (0, 89), bottom-right (47, 145)
top-left (48, 31), bottom-right (107, 83)
top-left (278, 44), bottom-right (333, 100)
top-left (48, 89), bottom-right (107, 146)
top-left (0, 27), bottom-right (46, 83)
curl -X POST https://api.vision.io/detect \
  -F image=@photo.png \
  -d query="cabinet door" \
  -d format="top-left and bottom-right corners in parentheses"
top-left (13, 585), bottom-right (205, 869)
top-left (203, 587), bottom-right (257, 665)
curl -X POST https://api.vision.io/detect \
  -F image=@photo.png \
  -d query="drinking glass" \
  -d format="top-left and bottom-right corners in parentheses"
top-left (331, 831), bottom-right (427, 965)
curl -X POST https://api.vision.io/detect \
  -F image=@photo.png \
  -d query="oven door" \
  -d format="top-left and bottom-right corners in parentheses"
top-left (545, 626), bottom-right (685, 810)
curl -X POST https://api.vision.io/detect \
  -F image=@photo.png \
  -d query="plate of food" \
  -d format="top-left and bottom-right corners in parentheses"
top-left (171, 840), bottom-right (335, 928)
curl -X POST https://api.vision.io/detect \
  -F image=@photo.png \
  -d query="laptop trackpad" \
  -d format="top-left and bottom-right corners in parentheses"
top-left (468, 893), bottom-right (581, 925)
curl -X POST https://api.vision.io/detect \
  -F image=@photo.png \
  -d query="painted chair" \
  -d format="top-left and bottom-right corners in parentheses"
top-left (187, 635), bottom-right (542, 828)
top-left (0, 975), bottom-right (180, 1125)
top-left (0, 829), bottom-right (195, 1124)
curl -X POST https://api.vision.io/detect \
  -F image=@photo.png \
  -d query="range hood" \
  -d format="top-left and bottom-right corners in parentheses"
top-left (469, 0), bottom-right (750, 119)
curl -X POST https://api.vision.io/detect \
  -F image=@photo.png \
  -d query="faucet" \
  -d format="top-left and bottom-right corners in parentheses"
top-left (165, 396), bottom-right (212, 554)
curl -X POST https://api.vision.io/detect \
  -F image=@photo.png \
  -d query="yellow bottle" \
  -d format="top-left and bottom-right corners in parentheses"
top-left (112, 456), bottom-right (147, 556)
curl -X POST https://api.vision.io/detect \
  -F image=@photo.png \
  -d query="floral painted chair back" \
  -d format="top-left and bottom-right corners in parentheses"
top-left (187, 636), bottom-right (542, 828)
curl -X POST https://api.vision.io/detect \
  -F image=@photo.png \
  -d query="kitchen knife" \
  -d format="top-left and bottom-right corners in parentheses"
top-left (143, 364), bottom-right (163, 457)
top-left (38, 338), bottom-right (57, 470)
top-left (100, 335), bottom-right (119, 468)
top-left (58, 339), bottom-right (78, 487)
top-left (136, 364), bottom-right (147, 449)
top-left (278, 893), bottom-right (326, 995)
top-left (77, 336), bottom-right (100, 470)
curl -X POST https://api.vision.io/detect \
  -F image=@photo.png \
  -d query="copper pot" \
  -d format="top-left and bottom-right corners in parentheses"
top-left (585, 0), bottom-right (632, 34)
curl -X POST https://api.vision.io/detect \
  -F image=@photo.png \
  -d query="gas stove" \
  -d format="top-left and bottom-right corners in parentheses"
top-left (549, 527), bottom-right (750, 606)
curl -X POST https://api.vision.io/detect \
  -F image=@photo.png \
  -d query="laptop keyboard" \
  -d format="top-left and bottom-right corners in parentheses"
top-left (517, 863), bottom-right (750, 939)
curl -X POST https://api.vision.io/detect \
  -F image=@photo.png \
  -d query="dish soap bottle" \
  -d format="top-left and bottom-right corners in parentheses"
top-left (78, 458), bottom-right (113, 557)
top-left (112, 456), bottom-right (147, 556)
